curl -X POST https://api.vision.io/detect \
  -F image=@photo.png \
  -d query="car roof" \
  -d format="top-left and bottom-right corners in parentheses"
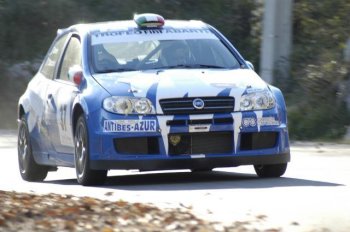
top-left (57, 19), bottom-right (210, 37)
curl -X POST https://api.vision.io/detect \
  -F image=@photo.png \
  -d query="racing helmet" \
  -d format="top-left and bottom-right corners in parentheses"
top-left (93, 44), bottom-right (119, 71)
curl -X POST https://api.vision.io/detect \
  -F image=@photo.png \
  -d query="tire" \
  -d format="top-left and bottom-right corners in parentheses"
top-left (18, 116), bottom-right (49, 181)
top-left (74, 115), bottom-right (107, 186)
top-left (254, 163), bottom-right (287, 178)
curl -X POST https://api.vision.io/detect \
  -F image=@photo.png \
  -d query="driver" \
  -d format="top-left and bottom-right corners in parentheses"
top-left (161, 41), bottom-right (191, 66)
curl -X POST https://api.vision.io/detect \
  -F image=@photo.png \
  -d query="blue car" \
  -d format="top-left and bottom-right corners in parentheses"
top-left (17, 13), bottom-right (290, 185)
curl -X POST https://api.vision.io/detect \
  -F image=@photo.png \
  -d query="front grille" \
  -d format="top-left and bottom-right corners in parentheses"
top-left (159, 97), bottom-right (234, 115)
top-left (114, 137), bottom-right (159, 155)
top-left (240, 132), bottom-right (278, 151)
top-left (168, 132), bottom-right (233, 155)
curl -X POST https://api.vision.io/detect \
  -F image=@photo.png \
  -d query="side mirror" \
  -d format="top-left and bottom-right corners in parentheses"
top-left (68, 65), bottom-right (83, 85)
top-left (245, 61), bottom-right (255, 71)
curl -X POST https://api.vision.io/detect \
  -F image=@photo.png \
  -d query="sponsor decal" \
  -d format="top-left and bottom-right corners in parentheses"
top-left (242, 117), bottom-right (279, 127)
top-left (91, 28), bottom-right (218, 45)
top-left (169, 135), bottom-right (181, 146)
top-left (242, 117), bottom-right (256, 127)
top-left (103, 119), bottom-right (157, 132)
top-left (92, 28), bottom-right (212, 38)
top-left (259, 117), bottom-right (280, 126)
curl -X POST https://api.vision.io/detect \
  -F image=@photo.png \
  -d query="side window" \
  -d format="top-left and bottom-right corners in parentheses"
top-left (40, 34), bottom-right (68, 79)
top-left (58, 36), bottom-right (81, 82)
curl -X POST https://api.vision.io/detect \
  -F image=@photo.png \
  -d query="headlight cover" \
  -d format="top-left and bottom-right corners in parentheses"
top-left (239, 89), bottom-right (275, 111)
top-left (103, 97), bottom-right (155, 115)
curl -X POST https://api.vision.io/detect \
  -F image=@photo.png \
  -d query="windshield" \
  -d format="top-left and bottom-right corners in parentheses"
top-left (90, 30), bottom-right (241, 73)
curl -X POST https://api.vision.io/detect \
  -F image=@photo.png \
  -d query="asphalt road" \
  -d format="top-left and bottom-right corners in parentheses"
top-left (0, 129), bottom-right (349, 232)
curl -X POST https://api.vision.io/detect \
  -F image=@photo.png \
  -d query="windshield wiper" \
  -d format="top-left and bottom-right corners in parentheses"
top-left (96, 68), bottom-right (137, 73)
top-left (157, 64), bottom-right (227, 70)
top-left (156, 64), bottom-right (193, 69)
top-left (191, 64), bottom-right (227, 69)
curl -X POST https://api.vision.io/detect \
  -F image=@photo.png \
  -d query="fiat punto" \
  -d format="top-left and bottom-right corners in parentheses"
top-left (18, 14), bottom-right (290, 185)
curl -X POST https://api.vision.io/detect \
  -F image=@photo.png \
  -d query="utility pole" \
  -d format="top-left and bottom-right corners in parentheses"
top-left (260, 0), bottom-right (293, 84)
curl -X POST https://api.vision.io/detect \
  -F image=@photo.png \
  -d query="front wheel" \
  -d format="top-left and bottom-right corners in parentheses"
top-left (254, 163), bottom-right (287, 178)
top-left (74, 115), bottom-right (107, 186)
top-left (18, 116), bottom-right (49, 181)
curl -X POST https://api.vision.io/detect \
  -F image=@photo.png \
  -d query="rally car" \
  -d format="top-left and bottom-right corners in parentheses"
top-left (17, 13), bottom-right (290, 186)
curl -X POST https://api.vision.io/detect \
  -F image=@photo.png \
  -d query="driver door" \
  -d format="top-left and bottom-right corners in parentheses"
top-left (46, 35), bottom-right (82, 155)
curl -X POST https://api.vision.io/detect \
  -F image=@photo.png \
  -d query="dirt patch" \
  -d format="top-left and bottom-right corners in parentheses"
top-left (0, 190), bottom-right (281, 232)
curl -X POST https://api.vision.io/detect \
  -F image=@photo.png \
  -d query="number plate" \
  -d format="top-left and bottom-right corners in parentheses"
top-left (189, 124), bottom-right (211, 133)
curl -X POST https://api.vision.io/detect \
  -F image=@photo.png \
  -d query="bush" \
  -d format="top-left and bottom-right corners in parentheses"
top-left (286, 0), bottom-right (350, 140)
top-left (287, 60), bottom-right (350, 139)
top-left (288, 102), bottom-right (349, 140)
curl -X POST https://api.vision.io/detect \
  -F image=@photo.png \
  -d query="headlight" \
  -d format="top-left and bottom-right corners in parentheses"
top-left (239, 90), bottom-right (275, 111)
top-left (103, 97), bottom-right (155, 115)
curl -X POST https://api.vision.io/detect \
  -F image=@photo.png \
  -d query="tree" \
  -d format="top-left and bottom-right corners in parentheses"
top-left (287, 0), bottom-right (350, 139)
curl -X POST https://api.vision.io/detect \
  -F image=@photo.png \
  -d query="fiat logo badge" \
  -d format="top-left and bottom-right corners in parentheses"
top-left (193, 98), bottom-right (205, 110)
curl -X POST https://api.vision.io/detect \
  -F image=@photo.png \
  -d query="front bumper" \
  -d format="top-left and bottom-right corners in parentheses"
top-left (90, 152), bottom-right (290, 171)
top-left (87, 109), bottom-right (290, 171)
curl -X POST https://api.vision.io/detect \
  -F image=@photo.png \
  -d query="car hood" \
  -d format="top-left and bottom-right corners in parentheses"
top-left (93, 69), bottom-right (268, 112)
